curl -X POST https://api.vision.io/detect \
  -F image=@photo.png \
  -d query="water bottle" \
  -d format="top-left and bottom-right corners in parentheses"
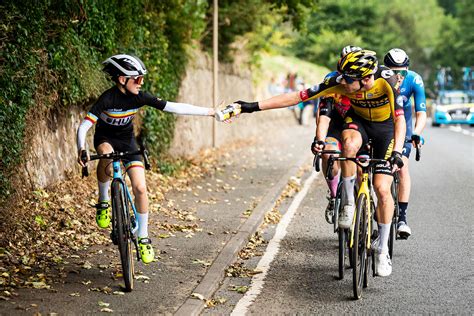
top-left (215, 103), bottom-right (241, 121)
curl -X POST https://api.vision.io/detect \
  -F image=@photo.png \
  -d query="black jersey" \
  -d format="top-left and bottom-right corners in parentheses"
top-left (84, 86), bottom-right (167, 137)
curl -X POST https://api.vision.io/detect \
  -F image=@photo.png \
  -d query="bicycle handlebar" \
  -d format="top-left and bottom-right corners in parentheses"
top-left (81, 147), bottom-right (151, 178)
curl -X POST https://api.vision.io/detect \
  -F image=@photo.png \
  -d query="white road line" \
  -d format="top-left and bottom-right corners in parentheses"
top-left (448, 126), bottom-right (474, 137)
top-left (231, 170), bottom-right (319, 316)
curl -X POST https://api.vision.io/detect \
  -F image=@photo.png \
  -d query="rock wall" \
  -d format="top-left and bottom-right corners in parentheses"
top-left (20, 50), bottom-right (296, 189)
top-left (169, 51), bottom-right (295, 157)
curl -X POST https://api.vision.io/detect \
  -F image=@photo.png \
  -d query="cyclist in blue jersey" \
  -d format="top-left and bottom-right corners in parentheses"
top-left (383, 48), bottom-right (426, 239)
top-left (76, 54), bottom-right (216, 263)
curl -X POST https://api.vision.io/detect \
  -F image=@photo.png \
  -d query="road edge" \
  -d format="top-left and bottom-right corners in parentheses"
top-left (174, 152), bottom-right (313, 316)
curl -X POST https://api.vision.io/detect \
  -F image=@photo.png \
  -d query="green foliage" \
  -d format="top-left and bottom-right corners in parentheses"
top-left (0, 0), bottom-right (208, 201)
top-left (201, 0), bottom-right (315, 62)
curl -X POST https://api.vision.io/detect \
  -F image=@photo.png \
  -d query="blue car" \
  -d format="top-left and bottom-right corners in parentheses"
top-left (432, 90), bottom-right (474, 127)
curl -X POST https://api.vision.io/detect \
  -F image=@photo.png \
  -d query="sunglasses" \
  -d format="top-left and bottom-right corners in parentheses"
top-left (126, 76), bottom-right (144, 85)
top-left (393, 69), bottom-right (408, 77)
top-left (342, 75), bottom-right (356, 84)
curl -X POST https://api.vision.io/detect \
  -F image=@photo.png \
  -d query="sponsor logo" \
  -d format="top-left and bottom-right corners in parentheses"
top-left (396, 95), bottom-right (404, 107)
top-left (356, 93), bottom-right (363, 98)
top-left (381, 69), bottom-right (395, 79)
top-left (299, 89), bottom-right (309, 101)
top-left (414, 76), bottom-right (424, 87)
top-left (367, 93), bottom-right (373, 98)
top-left (419, 102), bottom-right (426, 109)
top-left (401, 88), bottom-right (406, 93)
top-left (336, 75), bottom-right (343, 83)
top-left (395, 108), bottom-right (404, 117)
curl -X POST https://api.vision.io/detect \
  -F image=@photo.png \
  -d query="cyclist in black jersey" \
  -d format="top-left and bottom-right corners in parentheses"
top-left (225, 49), bottom-right (406, 277)
top-left (76, 54), bottom-right (216, 264)
top-left (311, 45), bottom-right (361, 223)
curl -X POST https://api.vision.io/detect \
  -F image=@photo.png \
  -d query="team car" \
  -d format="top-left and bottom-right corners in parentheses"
top-left (431, 90), bottom-right (474, 127)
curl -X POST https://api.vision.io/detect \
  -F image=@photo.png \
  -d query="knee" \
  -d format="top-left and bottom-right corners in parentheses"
top-left (133, 183), bottom-right (147, 197)
top-left (375, 184), bottom-right (391, 203)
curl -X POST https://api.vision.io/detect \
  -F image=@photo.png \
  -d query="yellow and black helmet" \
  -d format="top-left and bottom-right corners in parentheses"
top-left (337, 50), bottom-right (378, 80)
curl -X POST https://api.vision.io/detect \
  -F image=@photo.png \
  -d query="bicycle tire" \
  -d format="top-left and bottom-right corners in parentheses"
top-left (338, 227), bottom-right (346, 280)
top-left (389, 181), bottom-right (399, 258)
top-left (352, 194), bottom-right (368, 300)
top-left (112, 181), bottom-right (134, 292)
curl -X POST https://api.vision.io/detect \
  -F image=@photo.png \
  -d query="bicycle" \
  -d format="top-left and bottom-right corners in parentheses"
top-left (81, 144), bottom-right (151, 292)
top-left (389, 138), bottom-right (421, 252)
top-left (314, 151), bottom-right (353, 280)
top-left (327, 154), bottom-right (390, 299)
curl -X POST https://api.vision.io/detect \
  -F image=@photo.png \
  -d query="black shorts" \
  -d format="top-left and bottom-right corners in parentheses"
top-left (343, 110), bottom-right (394, 175)
top-left (94, 130), bottom-right (142, 165)
top-left (325, 120), bottom-right (343, 148)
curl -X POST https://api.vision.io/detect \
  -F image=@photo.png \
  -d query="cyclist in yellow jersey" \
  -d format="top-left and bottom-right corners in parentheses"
top-left (227, 50), bottom-right (406, 277)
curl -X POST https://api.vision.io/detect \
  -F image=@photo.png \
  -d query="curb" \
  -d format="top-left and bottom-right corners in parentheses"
top-left (174, 152), bottom-right (312, 316)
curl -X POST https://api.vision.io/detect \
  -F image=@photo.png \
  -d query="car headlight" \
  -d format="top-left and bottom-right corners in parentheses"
top-left (436, 106), bottom-right (447, 113)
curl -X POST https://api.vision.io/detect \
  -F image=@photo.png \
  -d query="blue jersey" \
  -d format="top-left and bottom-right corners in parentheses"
top-left (399, 70), bottom-right (426, 138)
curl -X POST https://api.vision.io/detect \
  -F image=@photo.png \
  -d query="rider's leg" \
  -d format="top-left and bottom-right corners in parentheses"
top-left (95, 142), bottom-right (113, 228)
top-left (373, 173), bottom-right (394, 251)
top-left (373, 173), bottom-right (394, 277)
top-left (341, 129), bottom-right (362, 205)
top-left (321, 139), bottom-right (341, 224)
top-left (96, 142), bottom-right (114, 198)
top-left (398, 156), bottom-right (410, 223)
top-left (127, 163), bottom-right (154, 264)
top-left (127, 164), bottom-right (149, 237)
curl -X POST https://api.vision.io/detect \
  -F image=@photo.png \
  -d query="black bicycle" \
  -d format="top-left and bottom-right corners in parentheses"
top-left (314, 151), bottom-right (353, 280)
top-left (81, 144), bottom-right (151, 292)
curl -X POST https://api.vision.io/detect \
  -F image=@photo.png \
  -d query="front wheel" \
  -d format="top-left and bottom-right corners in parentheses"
top-left (352, 194), bottom-right (368, 300)
top-left (112, 181), bottom-right (134, 292)
top-left (338, 228), bottom-right (346, 280)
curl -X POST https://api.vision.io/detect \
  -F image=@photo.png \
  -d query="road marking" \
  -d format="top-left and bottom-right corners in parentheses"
top-left (231, 170), bottom-right (319, 316)
top-left (448, 126), bottom-right (474, 137)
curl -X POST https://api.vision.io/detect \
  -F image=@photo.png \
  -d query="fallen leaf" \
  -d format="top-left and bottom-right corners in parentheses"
top-left (100, 307), bottom-right (113, 313)
top-left (98, 301), bottom-right (110, 307)
top-left (69, 293), bottom-right (80, 297)
top-left (191, 293), bottom-right (205, 301)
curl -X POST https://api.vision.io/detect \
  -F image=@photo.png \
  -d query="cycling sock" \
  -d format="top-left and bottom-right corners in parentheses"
top-left (98, 180), bottom-right (110, 202)
top-left (378, 223), bottom-right (391, 254)
top-left (137, 212), bottom-right (149, 239)
top-left (398, 202), bottom-right (408, 223)
top-left (326, 170), bottom-right (341, 198)
top-left (343, 175), bottom-right (356, 205)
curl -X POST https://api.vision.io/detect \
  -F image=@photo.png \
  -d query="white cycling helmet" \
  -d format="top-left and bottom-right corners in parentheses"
top-left (102, 54), bottom-right (147, 79)
top-left (341, 45), bottom-right (362, 57)
top-left (384, 48), bottom-right (410, 67)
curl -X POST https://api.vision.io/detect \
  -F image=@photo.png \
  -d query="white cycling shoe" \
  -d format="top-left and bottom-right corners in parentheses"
top-left (375, 251), bottom-right (392, 277)
top-left (397, 221), bottom-right (412, 239)
top-left (338, 203), bottom-right (355, 229)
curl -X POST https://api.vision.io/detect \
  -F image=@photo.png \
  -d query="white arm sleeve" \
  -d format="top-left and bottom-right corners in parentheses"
top-left (163, 101), bottom-right (211, 116)
top-left (76, 119), bottom-right (94, 152)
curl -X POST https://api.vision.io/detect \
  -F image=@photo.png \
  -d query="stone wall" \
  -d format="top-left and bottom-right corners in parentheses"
top-left (169, 51), bottom-right (294, 157)
top-left (20, 50), bottom-right (296, 189)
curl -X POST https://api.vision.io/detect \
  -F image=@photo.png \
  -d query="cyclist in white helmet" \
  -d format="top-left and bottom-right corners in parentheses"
top-left (76, 54), bottom-right (216, 264)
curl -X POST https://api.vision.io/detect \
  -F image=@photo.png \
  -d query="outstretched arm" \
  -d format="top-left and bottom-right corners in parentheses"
top-left (163, 101), bottom-right (215, 116)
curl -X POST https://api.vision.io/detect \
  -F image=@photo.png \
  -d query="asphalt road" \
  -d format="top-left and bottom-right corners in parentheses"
top-left (209, 124), bottom-right (474, 315)
top-left (2, 121), bottom-right (472, 315)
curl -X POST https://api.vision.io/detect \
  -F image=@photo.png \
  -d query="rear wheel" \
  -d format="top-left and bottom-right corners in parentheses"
top-left (352, 194), bottom-right (368, 300)
top-left (112, 181), bottom-right (134, 292)
top-left (389, 181), bottom-right (399, 259)
top-left (338, 227), bottom-right (346, 280)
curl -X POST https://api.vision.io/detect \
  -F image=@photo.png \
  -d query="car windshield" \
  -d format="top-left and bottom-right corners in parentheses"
top-left (438, 93), bottom-right (470, 105)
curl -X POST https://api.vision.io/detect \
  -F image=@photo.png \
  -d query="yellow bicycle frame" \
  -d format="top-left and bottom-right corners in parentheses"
top-left (349, 172), bottom-right (373, 249)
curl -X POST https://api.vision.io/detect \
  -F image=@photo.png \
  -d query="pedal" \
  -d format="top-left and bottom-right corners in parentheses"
top-left (397, 232), bottom-right (410, 240)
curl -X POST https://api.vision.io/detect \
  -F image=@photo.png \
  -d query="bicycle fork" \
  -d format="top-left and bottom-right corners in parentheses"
top-left (349, 173), bottom-right (372, 249)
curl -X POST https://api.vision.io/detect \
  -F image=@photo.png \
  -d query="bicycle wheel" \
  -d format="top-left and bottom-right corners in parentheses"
top-left (352, 194), bottom-right (368, 300)
top-left (338, 227), bottom-right (346, 280)
top-left (112, 181), bottom-right (134, 292)
top-left (388, 181), bottom-right (399, 258)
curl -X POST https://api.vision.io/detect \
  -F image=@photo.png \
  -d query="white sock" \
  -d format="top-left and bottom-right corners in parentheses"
top-left (343, 175), bottom-right (356, 205)
top-left (378, 223), bottom-right (391, 254)
top-left (98, 180), bottom-right (110, 202)
top-left (137, 212), bottom-right (149, 239)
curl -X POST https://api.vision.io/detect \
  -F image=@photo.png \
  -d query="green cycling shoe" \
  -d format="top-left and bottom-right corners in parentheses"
top-left (138, 237), bottom-right (155, 264)
top-left (95, 201), bottom-right (111, 229)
